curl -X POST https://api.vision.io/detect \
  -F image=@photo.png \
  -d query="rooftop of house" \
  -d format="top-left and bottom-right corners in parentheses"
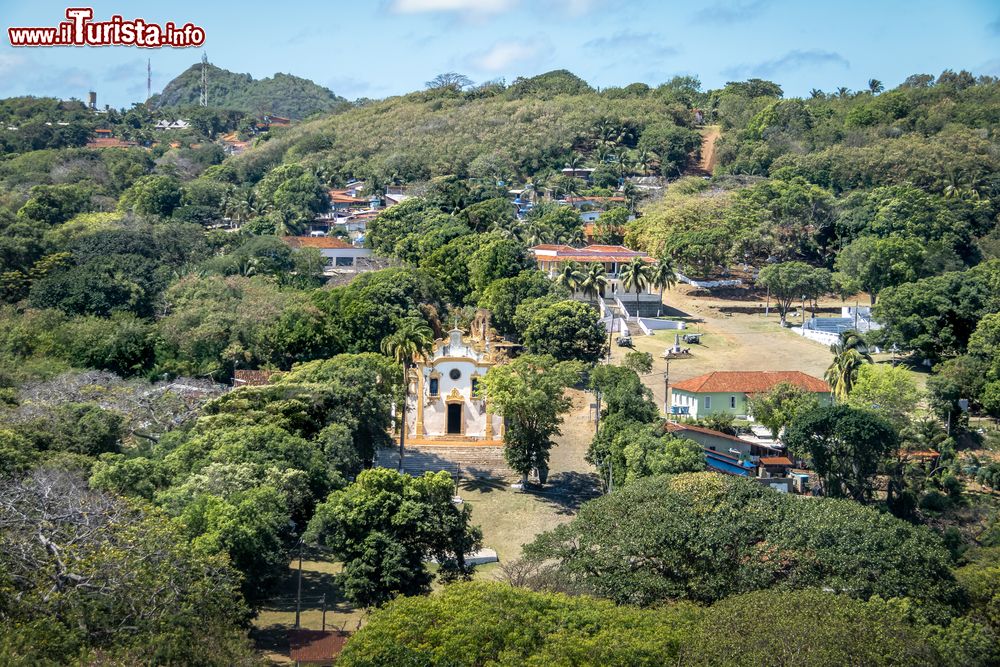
top-left (665, 421), bottom-right (751, 445)
top-left (530, 243), bottom-right (652, 263)
top-left (670, 371), bottom-right (831, 395)
top-left (562, 196), bottom-right (626, 203)
top-left (328, 190), bottom-right (369, 204)
top-left (85, 137), bottom-right (138, 149)
top-left (282, 236), bottom-right (355, 250)
top-left (287, 629), bottom-right (351, 664)
top-left (759, 456), bottom-right (794, 466)
top-left (233, 369), bottom-right (275, 386)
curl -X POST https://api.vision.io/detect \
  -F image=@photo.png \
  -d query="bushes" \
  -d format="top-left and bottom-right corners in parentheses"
top-left (338, 582), bottom-right (992, 667)
top-left (523, 473), bottom-right (963, 617)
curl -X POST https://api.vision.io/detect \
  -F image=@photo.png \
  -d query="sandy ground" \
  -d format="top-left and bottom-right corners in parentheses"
top-left (609, 284), bottom-right (837, 410)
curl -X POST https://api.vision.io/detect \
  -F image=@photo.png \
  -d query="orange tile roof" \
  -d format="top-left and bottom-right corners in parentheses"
top-left (530, 244), bottom-right (650, 263)
top-left (328, 190), bottom-right (368, 204)
top-left (670, 371), bottom-right (830, 394)
top-left (759, 456), bottom-right (794, 466)
top-left (282, 236), bottom-right (355, 250)
top-left (85, 137), bottom-right (138, 148)
top-left (288, 630), bottom-right (350, 663)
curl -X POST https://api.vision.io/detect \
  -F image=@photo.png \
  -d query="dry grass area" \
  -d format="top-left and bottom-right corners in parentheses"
top-left (611, 284), bottom-right (840, 407)
top-left (458, 387), bottom-right (599, 569)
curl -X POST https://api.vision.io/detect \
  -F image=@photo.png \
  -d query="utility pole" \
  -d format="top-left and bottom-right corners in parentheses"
top-left (294, 539), bottom-right (304, 628)
top-left (146, 58), bottom-right (151, 102)
top-left (663, 362), bottom-right (670, 414)
top-left (199, 52), bottom-right (208, 107)
top-left (321, 593), bottom-right (327, 631)
top-left (594, 389), bottom-right (602, 431)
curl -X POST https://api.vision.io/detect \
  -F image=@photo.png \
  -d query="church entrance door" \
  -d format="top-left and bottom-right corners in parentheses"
top-left (446, 403), bottom-right (462, 434)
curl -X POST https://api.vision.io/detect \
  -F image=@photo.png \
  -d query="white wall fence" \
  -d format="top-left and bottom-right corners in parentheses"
top-left (675, 271), bottom-right (743, 288)
top-left (636, 318), bottom-right (686, 335)
top-left (790, 326), bottom-right (841, 347)
top-left (601, 315), bottom-right (628, 334)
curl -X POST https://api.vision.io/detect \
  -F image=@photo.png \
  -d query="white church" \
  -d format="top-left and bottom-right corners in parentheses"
top-left (404, 325), bottom-right (505, 444)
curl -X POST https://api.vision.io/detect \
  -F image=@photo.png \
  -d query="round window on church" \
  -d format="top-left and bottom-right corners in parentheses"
top-left (449, 368), bottom-right (461, 380)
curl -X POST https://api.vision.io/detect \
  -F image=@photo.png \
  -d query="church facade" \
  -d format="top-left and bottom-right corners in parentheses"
top-left (405, 327), bottom-right (504, 443)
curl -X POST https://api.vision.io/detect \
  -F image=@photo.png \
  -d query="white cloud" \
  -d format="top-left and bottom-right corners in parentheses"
top-left (391, 0), bottom-right (517, 15)
top-left (471, 40), bottom-right (543, 71)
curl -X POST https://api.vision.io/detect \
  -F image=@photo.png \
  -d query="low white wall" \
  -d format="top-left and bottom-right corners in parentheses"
top-left (790, 327), bottom-right (840, 347)
top-left (676, 272), bottom-right (742, 288)
top-left (602, 316), bottom-right (628, 334)
top-left (636, 318), bottom-right (686, 335)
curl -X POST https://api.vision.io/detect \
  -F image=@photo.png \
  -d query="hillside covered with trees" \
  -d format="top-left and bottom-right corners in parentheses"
top-left (0, 65), bottom-right (999, 664)
top-left (150, 62), bottom-right (349, 119)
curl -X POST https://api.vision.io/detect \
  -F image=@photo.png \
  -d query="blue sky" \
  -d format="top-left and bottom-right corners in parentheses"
top-left (1, 0), bottom-right (998, 107)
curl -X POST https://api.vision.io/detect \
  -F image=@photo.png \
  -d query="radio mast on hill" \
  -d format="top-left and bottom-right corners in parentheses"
top-left (146, 58), bottom-right (151, 102)
top-left (199, 52), bottom-right (208, 107)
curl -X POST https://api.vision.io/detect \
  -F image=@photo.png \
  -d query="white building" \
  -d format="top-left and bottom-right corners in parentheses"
top-left (281, 236), bottom-right (373, 271)
top-left (405, 327), bottom-right (504, 443)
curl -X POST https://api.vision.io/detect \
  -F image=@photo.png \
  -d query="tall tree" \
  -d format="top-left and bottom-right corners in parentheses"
top-left (619, 256), bottom-right (651, 317)
top-left (648, 257), bottom-right (677, 316)
top-left (825, 347), bottom-right (871, 401)
top-left (554, 261), bottom-right (584, 295)
top-left (784, 404), bottom-right (898, 502)
top-left (481, 354), bottom-right (582, 485)
top-left (380, 318), bottom-right (434, 469)
top-left (579, 263), bottom-right (608, 303)
top-left (756, 261), bottom-right (830, 325)
top-left (305, 468), bottom-right (482, 608)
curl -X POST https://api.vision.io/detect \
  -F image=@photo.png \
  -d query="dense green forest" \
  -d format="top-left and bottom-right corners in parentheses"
top-left (0, 65), bottom-right (999, 664)
top-left (150, 62), bottom-right (349, 119)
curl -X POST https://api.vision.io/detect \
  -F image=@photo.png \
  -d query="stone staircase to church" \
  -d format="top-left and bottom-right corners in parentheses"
top-left (377, 445), bottom-right (516, 480)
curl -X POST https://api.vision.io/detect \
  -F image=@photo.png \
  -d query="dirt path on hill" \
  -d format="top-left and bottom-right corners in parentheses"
top-left (695, 125), bottom-right (721, 175)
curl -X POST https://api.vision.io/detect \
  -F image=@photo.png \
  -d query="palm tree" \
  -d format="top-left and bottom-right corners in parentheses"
top-left (381, 318), bottom-right (434, 470)
top-left (619, 256), bottom-right (651, 318)
top-left (830, 330), bottom-right (872, 360)
top-left (809, 88), bottom-right (825, 99)
top-left (835, 86), bottom-right (851, 98)
top-left (613, 151), bottom-right (631, 182)
top-left (635, 148), bottom-right (656, 176)
top-left (565, 153), bottom-right (585, 174)
top-left (555, 261), bottom-right (584, 295)
top-left (648, 257), bottom-right (678, 316)
top-left (580, 263), bottom-right (608, 303)
top-left (559, 227), bottom-right (585, 247)
top-left (867, 78), bottom-right (884, 94)
top-left (824, 346), bottom-right (871, 401)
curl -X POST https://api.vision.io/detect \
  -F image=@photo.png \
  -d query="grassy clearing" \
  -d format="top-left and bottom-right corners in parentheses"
top-left (252, 557), bottom-right (366, 664)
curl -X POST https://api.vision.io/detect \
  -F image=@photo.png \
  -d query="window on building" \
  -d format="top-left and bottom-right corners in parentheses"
top-left (471, 377), bottom-right (479, 396)
top-left (730, 395), bottom-right (736, 409)
top-left (449, 368), bottom-right (461, 380)
top-left (429, 378), bottom-right (439, 396)
top-left (335, 256), bottom-right (354, 267)
top-left (704, 396), bottom-right (712, 410)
